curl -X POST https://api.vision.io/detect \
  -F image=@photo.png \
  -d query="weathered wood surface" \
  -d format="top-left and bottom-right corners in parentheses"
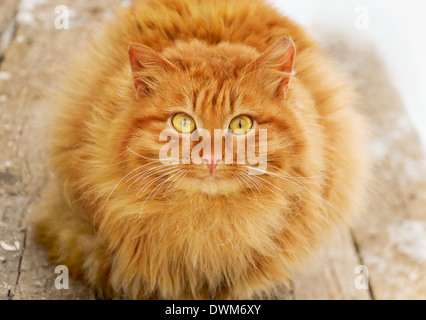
top-left (0, 0), bottom-right (425, 300)
top-left (345, 43), bottom-right (426, 300)
top-left (0, 0), bottom-right (119, 300)
top-left (292, 36), bottom-right (426, 300)
top-left (0, 0), bottom-right (19, 60)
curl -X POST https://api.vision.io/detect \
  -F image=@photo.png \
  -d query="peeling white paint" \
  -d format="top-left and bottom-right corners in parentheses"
top-left (0, 241), bottom-right (19, 252)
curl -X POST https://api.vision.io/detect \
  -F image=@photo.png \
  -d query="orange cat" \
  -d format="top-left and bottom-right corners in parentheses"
top-left (29, 0), bottom-right (368, 299)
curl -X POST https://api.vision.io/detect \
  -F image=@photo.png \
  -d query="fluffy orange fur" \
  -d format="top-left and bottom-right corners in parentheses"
top-left (29, 0), bottom-right (369, 299)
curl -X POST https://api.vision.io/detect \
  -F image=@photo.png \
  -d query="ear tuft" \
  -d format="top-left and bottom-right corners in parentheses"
top-left (128, 44), bottom-right (177, 98)
top-left (248, 37), bottom-right (296, 98)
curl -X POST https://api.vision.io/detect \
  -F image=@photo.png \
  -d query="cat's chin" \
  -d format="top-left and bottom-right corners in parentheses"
top-left (179, 175), bottom-right (241, 196)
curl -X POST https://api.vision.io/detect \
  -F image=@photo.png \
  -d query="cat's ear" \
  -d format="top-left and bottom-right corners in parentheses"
top-left (247, 37), bottom-right (296, 98)
top-left (128, 44), bottom-right (178, 98)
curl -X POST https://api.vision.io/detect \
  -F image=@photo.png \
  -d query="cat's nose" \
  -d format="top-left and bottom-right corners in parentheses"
top-left (202, 153), bottom-right (222, 172)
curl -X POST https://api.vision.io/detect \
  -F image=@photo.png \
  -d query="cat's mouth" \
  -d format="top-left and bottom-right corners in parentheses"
top-left (180, 172), bottom-right (242, 195)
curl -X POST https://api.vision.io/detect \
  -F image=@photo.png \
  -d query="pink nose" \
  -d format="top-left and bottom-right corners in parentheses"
top-left (202, 153), bottom-right (222, 172)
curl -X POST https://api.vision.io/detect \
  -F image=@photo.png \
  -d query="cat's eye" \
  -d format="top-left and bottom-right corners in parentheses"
top-left (229, 116), bottom-right (253, 134)
top-left (172, 113), bottom-right (196, 133)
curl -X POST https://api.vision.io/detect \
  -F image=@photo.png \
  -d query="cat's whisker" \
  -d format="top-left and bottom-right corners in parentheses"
top-left (253, 178), bottom-right (283, 198)
top-left (163, 170), bottom-right (187, 197)
top-left (151, 172), bottom-right (183, 201)
top-left (93, 149), bottom-right (131, 169)
top-left (243, 174), bottom-right (264, 196)
top-left (170, 171), bottom-right (188, 197)
top-left (106, 163), bottom-right (158, 202)
top-left (136, 168), bottom-right (181, 197)
top-left (138, 169), bottom-right (182, 217)
top-left (108, 150), bottom-right (177, 201)
top-left (245, 166), bottom-right (342, 218)
top-left (125, 163), bottom-right (178, 192)
top-left (124, 162), bottom-right (169, 183)
top-left (122, 166), bottom-right (170, 195)
top-left (233, 176), bottom-right (250, 197)
top-left (243, 170), bottom-right (283, 192)
top-left (124, 170), bottom-right (147, 186)
top-left (152, 170), bottom-right (184, 200)
top-left (255, 169), bottom-right (331, 219)
top-left (241, 172), bottom-right (263, 194)
top-left (252, 160), bottom-right (343, 180)
top-left (238, 174), bottom-right (259, 199)
top-left (96, 158), bottom-right (131, 169)
top-left (241, 172), bottom-right (282, 198)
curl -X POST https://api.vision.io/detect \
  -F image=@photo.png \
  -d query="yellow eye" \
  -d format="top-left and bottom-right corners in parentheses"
top-left (229, 115), bottom-right (253, 134)
top-left (172, 113), bottom-right (196, 133)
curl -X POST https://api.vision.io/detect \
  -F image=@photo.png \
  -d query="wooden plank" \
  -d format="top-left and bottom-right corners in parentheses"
top-left (292, 228), bottom-right (371, 300)
top-left (285, 37), bottom-right (377, 301)
top-left (0, 0), bottom-right (26, 300)
top-left (0, 0), bottom-right (19, 60)
top-left (0, 0), bottom-right (122, 300)
top-left (287, 33), bottom-right (426, 300)
top-left (12, 230), bottom-right (95, 300)
top-left (1, 1), bottom-right (424, 300)
top-left (320, 36), bottom-right (426, 300)
top-left (350, 51), bottom-right (426, 300)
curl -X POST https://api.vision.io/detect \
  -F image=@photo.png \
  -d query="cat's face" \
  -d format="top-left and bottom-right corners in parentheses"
top-left (121, 38), bottom-right (310, 196)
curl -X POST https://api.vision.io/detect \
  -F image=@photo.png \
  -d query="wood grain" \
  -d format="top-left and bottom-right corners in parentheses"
top-left (0, 0), bottom-right (121, 300)
top-left (292, 228), bottom-right (371, 300)
top-left (0, 0), bottom-right (19, 60)
top-left (0, 0), bottom-right (424, 300)
top-left (347, 46), bottom-right (426, 300)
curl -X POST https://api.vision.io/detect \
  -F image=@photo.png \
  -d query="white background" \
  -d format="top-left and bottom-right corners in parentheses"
top-left (269, 0), bottom-right (426, 151)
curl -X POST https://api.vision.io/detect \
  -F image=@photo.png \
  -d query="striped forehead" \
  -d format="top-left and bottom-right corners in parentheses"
top-left (175, 53), bottom-right (248, 129)
top-left (188, 76), bottom-right (239, 129)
